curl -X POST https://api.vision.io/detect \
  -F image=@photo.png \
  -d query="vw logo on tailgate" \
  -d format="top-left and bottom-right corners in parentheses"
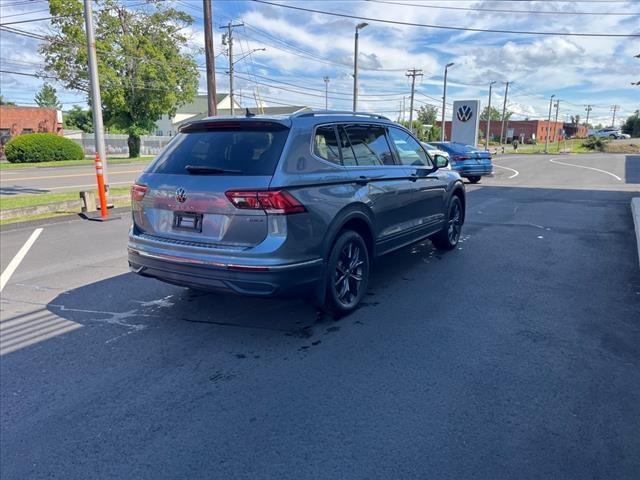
top-left (175, 188), bottom-right (187, 203)
top-left (456, 105), bottom-right (473, 122)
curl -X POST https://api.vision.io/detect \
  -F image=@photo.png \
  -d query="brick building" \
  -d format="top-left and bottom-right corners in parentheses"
top-left (0, 106), bottom-right (63, 139)
top-left (441, 119), bottom-right (567, 144)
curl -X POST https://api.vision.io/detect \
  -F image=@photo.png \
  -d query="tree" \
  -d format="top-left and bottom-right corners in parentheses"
top-left (480, 106), bottom-right (502, 121)
top-left (417, 105), bottom-right (438, 126)
top-left (621, 110), bottom-right (640, 137)
top-left (570, 114), bottom-right (581, 126)
top-left (0, 95), bottom-right (16, 106)
top-left (64, 105), bottom-right (93, 132)
top-left (40, 0), bottom-right (199, 157)
top-left (35, 83), bottom-right (62, 109)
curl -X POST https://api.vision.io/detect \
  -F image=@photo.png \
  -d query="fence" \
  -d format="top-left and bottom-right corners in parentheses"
top-left (65, 132), bottom-right (172, 157)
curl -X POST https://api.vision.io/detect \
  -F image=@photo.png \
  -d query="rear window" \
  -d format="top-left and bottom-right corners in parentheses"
top-left (148, 122), bottom-right (289, 175)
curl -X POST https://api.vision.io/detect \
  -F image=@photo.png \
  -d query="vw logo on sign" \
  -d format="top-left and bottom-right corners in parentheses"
top-left (175, 188), bottom-right (187, 203)
top-left (456, 105), bottom-right (473, 122)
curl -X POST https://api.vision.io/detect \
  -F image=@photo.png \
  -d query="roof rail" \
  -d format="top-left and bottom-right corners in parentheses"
top-left (291, 110), bottom-right (390, 121)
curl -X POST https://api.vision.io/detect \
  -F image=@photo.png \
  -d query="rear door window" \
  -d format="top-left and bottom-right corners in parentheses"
top-left (313, 125), bottom-right (341, 164)
top-left (341, 124), bottom-right (395, 166)
top-left (147, 122), bottom-right (289, 175)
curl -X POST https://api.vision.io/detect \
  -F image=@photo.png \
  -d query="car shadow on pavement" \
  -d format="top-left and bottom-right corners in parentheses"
top-left (625, 154), bottom-right (640, 184)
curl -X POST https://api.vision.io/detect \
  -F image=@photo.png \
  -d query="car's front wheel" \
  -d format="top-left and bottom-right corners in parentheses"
top-left (467, 176), bottom-right (481, 184)
top-left (323, 230), bottom-right (370, 317)
top-left (432, 196), bottom-right (463, 250)
top-left (609, 134), bottom-right (617, 139)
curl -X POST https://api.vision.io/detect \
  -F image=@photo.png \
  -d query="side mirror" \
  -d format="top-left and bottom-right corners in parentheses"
top-left (435, 154), bottom-right (449, 169)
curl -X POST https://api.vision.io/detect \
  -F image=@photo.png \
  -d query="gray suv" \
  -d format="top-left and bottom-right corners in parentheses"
top-left (128, 111), bottom-right (465, 315)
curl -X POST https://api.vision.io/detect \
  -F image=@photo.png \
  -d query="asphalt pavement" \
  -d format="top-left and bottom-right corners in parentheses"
top-left (1, 153), bottom-right (639, 479)
top-left (0, 161), bottom-right (149, 195)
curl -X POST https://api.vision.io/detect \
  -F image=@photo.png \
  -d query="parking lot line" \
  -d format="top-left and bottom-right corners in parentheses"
top-left (549, 158), bottom-right (622, 181)
top-left (0, 228), bottom-right (43, 292)
top-left (492, 163), bottom-right (519, 179)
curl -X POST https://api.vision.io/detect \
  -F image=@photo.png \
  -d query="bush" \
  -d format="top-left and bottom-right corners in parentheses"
top-left (582, 136), bottom-right (607, 151)
top-left (4, 133), bottom-right (84, 163)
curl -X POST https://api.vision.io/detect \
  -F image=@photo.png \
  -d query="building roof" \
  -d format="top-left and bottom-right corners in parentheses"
top-left (175, 93), bottom-right (230, 115)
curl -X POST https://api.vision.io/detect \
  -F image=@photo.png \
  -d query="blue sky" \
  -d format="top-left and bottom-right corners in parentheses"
top-left (1, 0), bottom-right (639, 127)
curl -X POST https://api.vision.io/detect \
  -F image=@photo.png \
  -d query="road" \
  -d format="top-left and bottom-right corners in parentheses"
top-left (1, 154), bottom-right (639, 479)
top-left (0, 161), bottom-right (148, 195)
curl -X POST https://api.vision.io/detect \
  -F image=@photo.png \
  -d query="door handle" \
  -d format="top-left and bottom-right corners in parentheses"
top-left (355, 176), bottom-right (370, 186)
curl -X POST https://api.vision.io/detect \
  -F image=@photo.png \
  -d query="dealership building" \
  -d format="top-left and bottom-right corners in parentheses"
top-left (441, 119), bottom-right (587, 143)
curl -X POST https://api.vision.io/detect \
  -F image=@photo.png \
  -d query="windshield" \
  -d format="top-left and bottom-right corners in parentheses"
top-left (147, 123), bottom-right (289, 175)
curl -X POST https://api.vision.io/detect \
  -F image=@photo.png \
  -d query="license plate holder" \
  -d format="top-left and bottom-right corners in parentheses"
top-left (172, 212), bottom-right (203, 232)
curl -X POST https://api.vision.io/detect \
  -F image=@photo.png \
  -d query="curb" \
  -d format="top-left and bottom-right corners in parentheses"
top-left (0, 195), bottom-right (130, 222)
top-left (0, 206), bottom-right (131, 232)
top-left (632, 198), bottom-right (640, 268)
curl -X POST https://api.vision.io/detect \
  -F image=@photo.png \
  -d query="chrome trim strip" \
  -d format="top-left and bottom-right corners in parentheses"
top-left (128, 247), bottom-right (323, 271)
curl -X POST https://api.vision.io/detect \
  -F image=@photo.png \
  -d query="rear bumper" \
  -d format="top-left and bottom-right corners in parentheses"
top-left (453, 164), bottom-right (493, 177)
top-left (128, 247), bottom-right (323, 298)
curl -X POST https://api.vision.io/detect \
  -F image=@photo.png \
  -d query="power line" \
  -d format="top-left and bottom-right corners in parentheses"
top-left (365, 0), bottom-right (639, 16)
top-left (251, 0), bottom-right (640, 37)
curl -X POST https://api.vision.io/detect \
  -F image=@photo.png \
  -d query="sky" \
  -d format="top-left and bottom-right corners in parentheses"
top-left (1, 0), bottom-right (639, 127)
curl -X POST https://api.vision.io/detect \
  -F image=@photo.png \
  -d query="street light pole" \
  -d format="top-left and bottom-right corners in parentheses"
top-left (220, 21), bottom-right (244, 115)
top-left (485, 81), bottom-right (496, 150)
top-left (202, 0), bottom-right (217, 117)
top-left (545, 95), bottom-right (555, 154)
top-left (440, 62), bottom-right (454, 141)
top-left (323, 76), bottom-right (330, 110)
top-left (353, 22), bottom-right (368, 112)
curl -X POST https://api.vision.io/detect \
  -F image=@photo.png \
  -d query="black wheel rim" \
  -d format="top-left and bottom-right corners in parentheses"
top-left (447, 201), bottom-right (462, 245)
top-left (333, 241), bottom-right (365, 307)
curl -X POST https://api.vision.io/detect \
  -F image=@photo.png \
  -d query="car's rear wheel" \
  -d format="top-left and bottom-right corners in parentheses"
top-left (609, 134), bottom-right (616, 139)
top-left (432, 196), bottom-right (463, 250)
top-left (323, 230), bottom-right (369, 317)
top-left (467, 176), bottom-right (481, 184)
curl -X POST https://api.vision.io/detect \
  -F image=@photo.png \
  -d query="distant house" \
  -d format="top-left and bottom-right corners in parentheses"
top-left (155, 93), bottom-right (309, 136)
top-left (0, 106), bottom-right (63, 140)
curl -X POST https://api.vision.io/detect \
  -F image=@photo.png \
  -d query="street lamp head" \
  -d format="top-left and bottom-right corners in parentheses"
top-left (551, 94), bottom-right (556, 99)
top-left (446, 62), bottom-right (455, 68)
top-left (356, 22), bottom-right (369, 30)
top-left (490, 81), bottom-right (497, 86)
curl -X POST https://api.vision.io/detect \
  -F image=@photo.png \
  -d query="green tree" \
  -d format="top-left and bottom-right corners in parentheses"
top-left (40, 0), bottom-right (199, 157)
top-left (0, 95), bottom-right (16, 106)
top-left (621, 110), bottom-right (640, 137)
top-left (480, 106), bottom-right (502, 121)
top-left (416, 105), bottom-right (438, 126)
top-left (64, 105), bottom-right (93, 132)
top-left (34, 83), bottom-right (62, 109)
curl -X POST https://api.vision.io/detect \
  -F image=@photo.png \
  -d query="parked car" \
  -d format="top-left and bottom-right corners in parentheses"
top-left (422, 142), bottom-right (450, 170)
top-left (429, 141), bottom-right (493, 184)
top-left (128, 111), bottom-right (466, 316)
top-left (590, 128), bottom-right (625, 139)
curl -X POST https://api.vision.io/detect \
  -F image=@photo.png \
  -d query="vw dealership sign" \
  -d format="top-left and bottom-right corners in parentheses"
top-left (451, 100), bottom-right (481, 147)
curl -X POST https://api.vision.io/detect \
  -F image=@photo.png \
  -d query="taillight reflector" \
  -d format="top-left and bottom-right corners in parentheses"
top-left (225, 190), bottom-right (306, 214)
top-left (131, 183), bottom-right (148, 202)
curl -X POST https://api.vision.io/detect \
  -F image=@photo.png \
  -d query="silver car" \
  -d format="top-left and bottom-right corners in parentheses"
top-left (128, 111), bottom-right (465, 315)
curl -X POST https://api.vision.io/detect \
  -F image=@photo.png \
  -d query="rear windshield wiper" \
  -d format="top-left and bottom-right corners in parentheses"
top-left (185, 165), bottom-right (242, 174)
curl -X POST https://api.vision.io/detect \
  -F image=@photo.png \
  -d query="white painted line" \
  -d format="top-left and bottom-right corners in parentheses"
top-left (493, 163), bottom-right (519, 179)
top-left (549, 158), bottom-right (622, 182)
top-left (0, 228), bottom-right (43, 292)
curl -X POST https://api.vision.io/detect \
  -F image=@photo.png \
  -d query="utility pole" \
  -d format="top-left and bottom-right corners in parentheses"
top-left (485, 81), bottom-right (496, 150)
top-left (554, 99), bottom-right (560, 151)
top-left (499, 81), bottom-right (510, 146)
top-left (83, 0), bottom-right (109, 207)
top-left (544, 94), bottom-right (555, 153)
top-left (584, 104), bottom-right (592, 129)
top-left (323, 76), bottom-right (330, 110)
top-left (440, 62), bottom-right (454, 141)
top-left (203, 0), bottom-right (217, 116)
top-left (353, 22), bottom-right (368, 112)
top-left (220, 21), bottom-right (244, 115)
top-left (610, 104), bottom-right (620, 127)
top-left (406, 68), bottom-right (423, 134)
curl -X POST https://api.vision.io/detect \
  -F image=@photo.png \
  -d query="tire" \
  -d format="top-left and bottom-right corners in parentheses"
top-left (609, 134), bottom-right (616, 139)
top-left (323, 230), bottom-right (370, 317)
top-left (432, 196), bottom-right (463, 251)
top-left (467, 176), bottom-right (481, 184)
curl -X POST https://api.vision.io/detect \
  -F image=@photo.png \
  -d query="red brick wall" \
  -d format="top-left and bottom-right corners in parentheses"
top-left (0, 106), bottom-right (63, 136)
top-left (441, 119), bottom-right (564, 143)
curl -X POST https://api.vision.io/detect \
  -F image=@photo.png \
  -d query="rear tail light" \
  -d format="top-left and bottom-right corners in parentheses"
top-left (225, 190), bottom-right (306, 214)
top-left (452, 155), bottom-right (471, 161)
top-left (131, 183), bottom-right (148, 202)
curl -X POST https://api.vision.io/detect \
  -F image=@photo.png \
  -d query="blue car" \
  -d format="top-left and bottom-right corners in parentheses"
top-left (430, 142), bottom-right (493, 183)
